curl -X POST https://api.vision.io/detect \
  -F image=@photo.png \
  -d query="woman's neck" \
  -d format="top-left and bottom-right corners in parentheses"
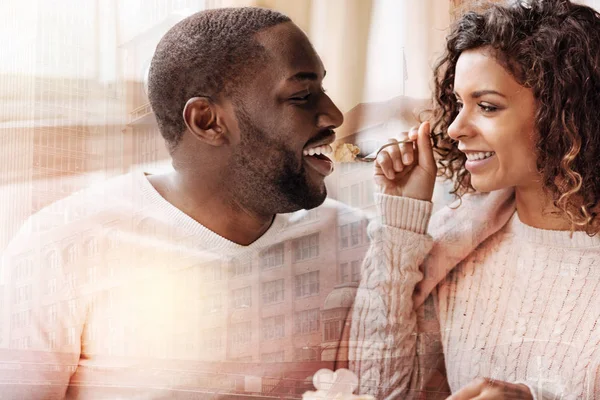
top-left (514, 184), bottom-right (575, 231)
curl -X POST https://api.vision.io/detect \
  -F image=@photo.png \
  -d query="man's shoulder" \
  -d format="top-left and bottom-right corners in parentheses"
top-left (4, 172), bottom-right (143, 257)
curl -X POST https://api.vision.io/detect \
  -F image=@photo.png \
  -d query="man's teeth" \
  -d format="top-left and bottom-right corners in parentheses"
top-left (465, 151), bottom-right (495, 161)
top-left (303, 144), bottom-right (333, 156)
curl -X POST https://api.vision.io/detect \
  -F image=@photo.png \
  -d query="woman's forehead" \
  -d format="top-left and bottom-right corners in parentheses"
top-left (454, 49), bottom-right (521, 94)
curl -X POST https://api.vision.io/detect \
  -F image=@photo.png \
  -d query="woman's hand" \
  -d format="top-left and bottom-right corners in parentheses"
top-left (447, 377), bottom-right (533, 400)
top-left (374, 121), bottom-right (437, 201)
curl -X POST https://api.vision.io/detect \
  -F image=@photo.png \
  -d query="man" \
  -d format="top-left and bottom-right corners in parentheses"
top-left (0, 7), bottom-right (367, 399)
top-left (146, 7), bottom-right (343, 245)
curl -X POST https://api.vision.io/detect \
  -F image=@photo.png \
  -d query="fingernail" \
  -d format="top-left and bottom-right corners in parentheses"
top-left (403, 154), bottom-right (412, 164)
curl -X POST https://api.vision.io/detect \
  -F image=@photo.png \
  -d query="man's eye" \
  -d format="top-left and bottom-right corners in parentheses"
top-left (290, 93), bottom-right (311, 101)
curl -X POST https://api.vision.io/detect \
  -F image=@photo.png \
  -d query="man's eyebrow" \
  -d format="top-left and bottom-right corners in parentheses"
top-left (453, 90), bottom-right (507, 99)
top-left (287, 70), bottom-right (326, 82)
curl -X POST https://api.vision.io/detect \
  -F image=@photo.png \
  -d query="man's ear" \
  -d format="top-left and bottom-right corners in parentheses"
top-left (182, 97), bottom-right (229, 146)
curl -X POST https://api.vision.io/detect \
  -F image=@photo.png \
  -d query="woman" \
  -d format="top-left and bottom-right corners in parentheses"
top-left (349, 1), bottom-right (600, 399)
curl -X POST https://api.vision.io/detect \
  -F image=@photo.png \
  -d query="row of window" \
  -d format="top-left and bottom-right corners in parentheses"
top-left (11, 314), bottom-right (340, 353)
top-left (11, 236), bottom-right (118, 282)
top-left (12, 257), bottom-right (361, 308)
top-left (11, 310), bottom-right (31, 329)
top-left (35, 128), bottom-right (87, 152)
top-left (10, 332), bottom-right (336, 361)
top-left (228, 309), bottom-right (328, 346)
top-left (32, 178), bottom-right (84, 204)
top-left (34, 76), bottom-right (90, 96)
top-left (14, 285), bottom-right (32, 305)
top-left (261, 243), bottom-right (285, 270)
top-left (194, 346), bottom-right (316, 363)
top-left (11, 300), bottom-right (78, 333)
top-left (339, 221), bottom-right (369, 249)
top-left (74, 228), bottom-right (319, 273)
top-left (338, 181), bottom-right (376, 209)
top-left (231, 271), bottom-right (320, 309)
top-left (12, 272), bottom-right (93, 306)
top-left (201, 265), bottom-right (356, 315)
top-left (33, 152), bottom-right (85, 173)
top-left (12, 227), bottom-right (348, 285)
top-left (12, 325), bottom-right (80, 351)
top-left (261, 351), bottom-right (285, 363)
top-left (340, 260), bottom-right (362, 284)
top-left (215, 234), bottom-right (320, 282)
top-left (35, 87), bottom-right (89, 109)
top-left (262, 279), bottom-right (284, 304)
top-left (227, 323), bottom-right (342, 350)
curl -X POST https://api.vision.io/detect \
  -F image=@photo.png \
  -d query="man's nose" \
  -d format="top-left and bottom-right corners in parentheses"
top-left (317, 94), bottom-right (344, 129)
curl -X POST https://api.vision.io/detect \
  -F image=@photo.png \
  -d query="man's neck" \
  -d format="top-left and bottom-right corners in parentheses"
top-left (147, 171), bottom-right (275, 246)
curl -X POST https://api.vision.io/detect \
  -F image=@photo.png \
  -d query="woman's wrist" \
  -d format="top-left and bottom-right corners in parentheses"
top-left (376, 193), bottom-right (433, 234)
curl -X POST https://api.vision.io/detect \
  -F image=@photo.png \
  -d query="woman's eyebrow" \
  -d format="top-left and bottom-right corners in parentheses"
top-left (471, 89), bottom-right (506, 99)
top-left (452, 89), bottom-right (507, 99)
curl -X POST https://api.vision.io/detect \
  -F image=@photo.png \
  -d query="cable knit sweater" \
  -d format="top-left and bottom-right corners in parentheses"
top-left (350, 190), bottom-right (600, 400)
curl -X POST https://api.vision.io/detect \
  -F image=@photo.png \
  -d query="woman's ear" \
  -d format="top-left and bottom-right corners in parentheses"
top-left (182, 97), bottom-right (229, 146)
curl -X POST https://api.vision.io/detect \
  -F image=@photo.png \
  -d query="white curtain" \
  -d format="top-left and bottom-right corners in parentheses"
top-left (364, 0), bottom-right (450, 102)
top-left (581, 0), bottom-right (600, 9)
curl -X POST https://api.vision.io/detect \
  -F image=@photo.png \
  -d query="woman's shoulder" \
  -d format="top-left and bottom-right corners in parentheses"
top-left (429, 188), bottom-right (516, 239)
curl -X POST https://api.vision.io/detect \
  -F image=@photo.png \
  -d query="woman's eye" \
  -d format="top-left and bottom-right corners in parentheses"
top-left (479, 103), bottom-right (498, 113)
top-left (456, 102), bottom-right (464, 111)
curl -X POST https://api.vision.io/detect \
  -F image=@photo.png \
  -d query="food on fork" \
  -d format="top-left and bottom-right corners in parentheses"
top-left (302, 391), bottom-right (375, 400)
top-left (330, 143), bottom-right (361, 163)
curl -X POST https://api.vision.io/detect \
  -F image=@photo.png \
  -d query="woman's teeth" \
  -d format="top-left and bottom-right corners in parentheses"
top-left (465, 151), bottom-right (495, 161)
top-left (303, 144), bottom-right (333, 156)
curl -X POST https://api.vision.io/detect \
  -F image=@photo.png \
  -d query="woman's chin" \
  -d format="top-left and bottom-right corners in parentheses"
top-left (470, 178), bottom-right (502, 194)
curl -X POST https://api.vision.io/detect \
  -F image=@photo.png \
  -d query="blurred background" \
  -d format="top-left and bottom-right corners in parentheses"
top-left (1, 0), bottom-right (599, 253)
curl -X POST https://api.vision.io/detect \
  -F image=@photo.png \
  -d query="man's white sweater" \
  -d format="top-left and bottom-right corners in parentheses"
top-left (0, 171), bottom-right (369, 399)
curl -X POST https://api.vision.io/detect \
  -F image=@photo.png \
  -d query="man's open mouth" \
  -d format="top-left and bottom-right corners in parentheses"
top-left (302, 143), bottom-right (334, 176)
top-left (303, 144), bottom-right (333, 157)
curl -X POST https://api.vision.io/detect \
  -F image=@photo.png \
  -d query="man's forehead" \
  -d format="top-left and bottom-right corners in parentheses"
top-left (255, 22), bottom-right (325, 81)
top-left (287, 70), bottom-right (326, 84)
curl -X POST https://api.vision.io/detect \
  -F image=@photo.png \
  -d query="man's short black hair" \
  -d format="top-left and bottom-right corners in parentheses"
top-left (147, 7), bottom-right (291, 152)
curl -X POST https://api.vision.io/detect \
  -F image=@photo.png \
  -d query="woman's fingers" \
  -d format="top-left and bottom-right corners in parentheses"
top-left (373, 121), bottom-right (436, 201)
top-left (375, 132), bottom-right (415, 174)
top-left (382, 138), bottom-right (403, 172)
top-left (375, 150), bottom-right (397, 180)
top-left (399, 131), bottom-right (414, 165)
top-left (416, 121), bottom-right (435, 173)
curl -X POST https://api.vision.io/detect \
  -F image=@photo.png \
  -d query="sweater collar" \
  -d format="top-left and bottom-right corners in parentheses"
top-left (137, 171), bottom-right (288, 257)
top-left (505, 211), bottom-right (600, 249)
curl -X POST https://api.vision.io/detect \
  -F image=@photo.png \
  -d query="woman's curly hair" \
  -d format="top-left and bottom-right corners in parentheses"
top-left (431, 0), bottom-right (600, 234)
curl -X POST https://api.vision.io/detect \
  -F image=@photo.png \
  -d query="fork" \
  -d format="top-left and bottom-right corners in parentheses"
top-left (355, 138), bottom-right (415, 162)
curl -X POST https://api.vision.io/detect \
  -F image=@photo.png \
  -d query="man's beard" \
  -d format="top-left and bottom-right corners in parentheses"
top-left (228, 107), bottom-right (327, 215)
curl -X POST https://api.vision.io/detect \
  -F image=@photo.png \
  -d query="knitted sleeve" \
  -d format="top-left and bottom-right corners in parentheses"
top-left (349, 194), bottom-right (446, 399)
